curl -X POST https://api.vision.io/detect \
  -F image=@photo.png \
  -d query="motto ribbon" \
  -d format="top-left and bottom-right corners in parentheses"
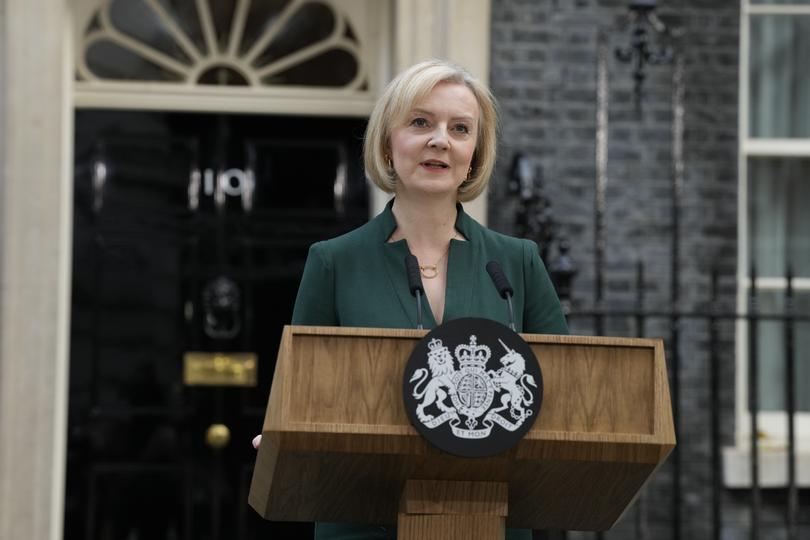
top-left (424, 408), bottom-right (531, 439)
top-left (421, 410), bottom-right (459, 429)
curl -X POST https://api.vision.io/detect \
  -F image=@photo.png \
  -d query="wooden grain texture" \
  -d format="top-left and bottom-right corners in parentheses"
top-left (397, 514), bottom-right (505, 540)
top-left (654, 340), bottom-right (676, 460)
top-left (532, 344), bottom-right (653, 434)
top-left (401, 480), bottom-right (507, 516)
top-left (249, 326), bottom-right (676, 531)
top-left (289, 334), bottom-right (416, 427)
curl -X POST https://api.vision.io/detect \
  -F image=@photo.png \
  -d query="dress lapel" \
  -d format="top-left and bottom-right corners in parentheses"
top-left (378, 200), bottom-right (436, 328)
top-left (443, 203), bottom-right (477, 322)
top-left (382, 239), bottom-right (433, 329)
top-left (379, 199), bottom-right (477, 329)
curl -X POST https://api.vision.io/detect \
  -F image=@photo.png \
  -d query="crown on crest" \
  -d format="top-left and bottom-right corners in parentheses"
top-left (454, 335), bottom-right (491, 369)
top-left (427, 338), bottom-right (449, 357)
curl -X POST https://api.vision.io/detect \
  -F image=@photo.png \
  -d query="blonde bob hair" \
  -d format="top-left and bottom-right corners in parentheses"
top-left (363, 59), bottom-right (499, 202)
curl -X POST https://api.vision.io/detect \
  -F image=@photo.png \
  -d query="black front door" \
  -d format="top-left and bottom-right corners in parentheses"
top-left (65, 110), bottom-right (369, 540)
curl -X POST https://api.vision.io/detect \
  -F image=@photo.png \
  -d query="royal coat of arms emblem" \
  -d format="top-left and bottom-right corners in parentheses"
top-left (403, 317), bottom-right (543, 457)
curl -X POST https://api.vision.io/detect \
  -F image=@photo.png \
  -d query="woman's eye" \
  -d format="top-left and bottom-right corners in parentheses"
top-left (453, 124), bottom-right (470, 134)
top-left (410, 117), bottom-right (428, 128)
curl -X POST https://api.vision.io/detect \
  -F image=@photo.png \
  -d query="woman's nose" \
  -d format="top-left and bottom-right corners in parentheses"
top-left (428, 127), bottom-right (449, 149)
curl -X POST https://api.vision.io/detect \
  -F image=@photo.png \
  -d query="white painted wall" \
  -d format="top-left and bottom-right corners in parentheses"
top-left (0, 2), bottom-right (73, 540)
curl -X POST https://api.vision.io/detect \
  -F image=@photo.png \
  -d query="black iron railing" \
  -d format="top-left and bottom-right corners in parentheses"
top-left (558, 265), bottom-right (808, 540)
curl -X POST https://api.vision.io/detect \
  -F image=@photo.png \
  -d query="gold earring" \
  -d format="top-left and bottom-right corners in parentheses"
top-left (467, 166), bottom-right (473, 179)
top-left (386, 155), bottom-right (397, 181)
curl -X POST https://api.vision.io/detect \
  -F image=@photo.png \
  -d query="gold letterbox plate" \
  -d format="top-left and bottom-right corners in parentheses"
top-left (183, 352), bottom-right (257, 387)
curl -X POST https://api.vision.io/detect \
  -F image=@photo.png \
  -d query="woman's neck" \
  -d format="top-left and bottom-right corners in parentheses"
top-left (390, 193), bottom-right (459, 247)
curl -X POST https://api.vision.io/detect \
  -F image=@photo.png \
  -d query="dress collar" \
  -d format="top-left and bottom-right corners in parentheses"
top-left (376, 197), bottom-right (475, 242)
top-left (378, 198), bottom-right (477, 329)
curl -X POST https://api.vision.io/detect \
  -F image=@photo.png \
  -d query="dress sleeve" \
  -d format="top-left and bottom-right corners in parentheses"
top-left (291, 241), bottom-right (338, 325)
top-left (522, 239), bottom-right (569, 335)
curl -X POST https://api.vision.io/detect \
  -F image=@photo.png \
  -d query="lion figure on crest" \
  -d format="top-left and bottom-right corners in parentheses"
top-left (410, 338), bottom-right (457, 422)
top-left (489, 340), bottom-right (537, 421)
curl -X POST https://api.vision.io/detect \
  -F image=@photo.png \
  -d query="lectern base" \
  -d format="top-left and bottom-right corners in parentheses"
top-left (398, 514), bottom-right (505, 540)
top-left (397, 480), bottom-right (507, 540)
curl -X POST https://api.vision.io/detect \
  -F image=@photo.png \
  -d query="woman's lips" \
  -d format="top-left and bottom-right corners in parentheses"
top-left (420, 160), bottom-right (450, 171)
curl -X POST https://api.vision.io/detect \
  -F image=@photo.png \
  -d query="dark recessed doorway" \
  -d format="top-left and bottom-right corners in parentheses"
top-left (65, 110), bottom-right (369, 540)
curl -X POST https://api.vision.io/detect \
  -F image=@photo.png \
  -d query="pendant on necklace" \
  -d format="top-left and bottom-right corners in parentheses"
top-left (420, 265), bottom-right (439, 279)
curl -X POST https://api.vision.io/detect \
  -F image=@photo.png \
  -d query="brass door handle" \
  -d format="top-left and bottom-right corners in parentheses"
top-left (205, 423), bottom-right (231, 449)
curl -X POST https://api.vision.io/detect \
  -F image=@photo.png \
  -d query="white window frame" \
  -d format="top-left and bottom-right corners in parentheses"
top-left (729, 0), bottom-right (810, 487)
top-left (70, 0), bottom-right (392, 116)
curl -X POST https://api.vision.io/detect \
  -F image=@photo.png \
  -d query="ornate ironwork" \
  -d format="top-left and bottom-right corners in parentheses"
top-left (508, 152), bottom-right (576, 309)
top-left (614, 0), bottom-right (674, 113)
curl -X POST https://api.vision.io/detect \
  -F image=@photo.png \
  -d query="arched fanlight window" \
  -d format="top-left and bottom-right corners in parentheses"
top-left (76, 0), bottom-right (370, 91)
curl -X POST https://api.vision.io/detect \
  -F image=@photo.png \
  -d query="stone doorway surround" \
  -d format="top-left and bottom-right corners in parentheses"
top-left (0, 1), bottom-right (73, 539)
top-left (0, 1), bottom-right (490, 538)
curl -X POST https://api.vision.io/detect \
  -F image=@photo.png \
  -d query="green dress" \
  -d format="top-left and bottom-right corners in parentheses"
top-left (291, 199), bottom-right (569, 540)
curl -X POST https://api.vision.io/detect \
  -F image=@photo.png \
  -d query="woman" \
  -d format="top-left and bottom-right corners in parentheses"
top-left (291, 59), bottom-right (567, 334)
top-left (257, 59), bottom-right (568, 539)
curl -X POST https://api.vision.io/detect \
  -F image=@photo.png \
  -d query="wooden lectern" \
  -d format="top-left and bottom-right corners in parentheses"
top-left (249, 326), bottom-right (675, 538)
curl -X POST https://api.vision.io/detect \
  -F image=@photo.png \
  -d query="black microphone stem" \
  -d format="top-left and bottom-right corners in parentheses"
top-left (405, 254), bottom-right (425, 330)
top-left (415, 290), bottom-right (424, 330)
top-left (486, 260), bottom-right (517, 333)
top-left (505, 293), bottom-right (516, 332)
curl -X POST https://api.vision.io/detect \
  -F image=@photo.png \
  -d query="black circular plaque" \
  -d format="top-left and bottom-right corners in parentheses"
top-left (402, 317), bottom-right (543, 458)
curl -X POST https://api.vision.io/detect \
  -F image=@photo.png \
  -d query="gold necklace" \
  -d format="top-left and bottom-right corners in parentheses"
top-left (417, 232), bottom-right (462, 279)
top-left (419, 246), bottom-right (449, 279)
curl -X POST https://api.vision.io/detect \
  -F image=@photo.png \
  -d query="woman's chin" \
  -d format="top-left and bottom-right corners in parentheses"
top-left (398, 178), bottom-right (462, 199)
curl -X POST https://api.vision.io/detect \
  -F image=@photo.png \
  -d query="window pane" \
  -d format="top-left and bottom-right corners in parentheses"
top-left (748, 158), bottom-right (810, 278)
top-left (753, 290), bottom-right (810, 412)
top-left (86, 41), bottom-right (184, 82)
top-left (240, 0), bottom-right (292, 56)
top-left (261, 49), bottom-right (358, 87)
top-left (109, 0), bottom-right (192, 65)
top-left (749, 15), bottom-right (810, 137)
top-left (251, 2), bottom-right (335, 68)
top-left (155, 0), bottom-right (206, 54)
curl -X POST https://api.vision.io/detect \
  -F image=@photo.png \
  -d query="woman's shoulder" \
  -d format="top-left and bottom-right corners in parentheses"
top-left (479, 226), bottom-right (533, 248)
top-left (310, 212), bottom-right (387, 257)
top-left (462, 214), bottom-right (537, 255)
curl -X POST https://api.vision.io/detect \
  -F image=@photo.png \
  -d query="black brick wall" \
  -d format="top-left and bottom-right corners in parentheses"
top-left (482, 1), bottom-right (798, 538)
top-left (489, 0), bottom-right (739, 311)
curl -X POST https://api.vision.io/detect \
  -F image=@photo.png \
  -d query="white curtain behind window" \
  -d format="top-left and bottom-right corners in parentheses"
top-left (749, 158), bottom-right (810, 412)
top-left (749, 158), bottom-right (810, 278)
top-left (749, 15), bottom-right (810, 138)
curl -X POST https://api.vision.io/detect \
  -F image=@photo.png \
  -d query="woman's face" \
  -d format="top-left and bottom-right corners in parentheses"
top-left (389, 82), bottom-right (479, 199)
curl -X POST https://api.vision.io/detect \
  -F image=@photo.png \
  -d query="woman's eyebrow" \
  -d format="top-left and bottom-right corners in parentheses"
top-left (410, 108), bottom-right (475, 122)
top-left (410, 108), bottom-right (435, 116)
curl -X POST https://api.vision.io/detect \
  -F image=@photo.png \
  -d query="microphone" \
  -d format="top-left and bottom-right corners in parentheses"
top-left (486, 261), bottom-right (516, 331)
top-left (405, 254), bottom-right (425, 330)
